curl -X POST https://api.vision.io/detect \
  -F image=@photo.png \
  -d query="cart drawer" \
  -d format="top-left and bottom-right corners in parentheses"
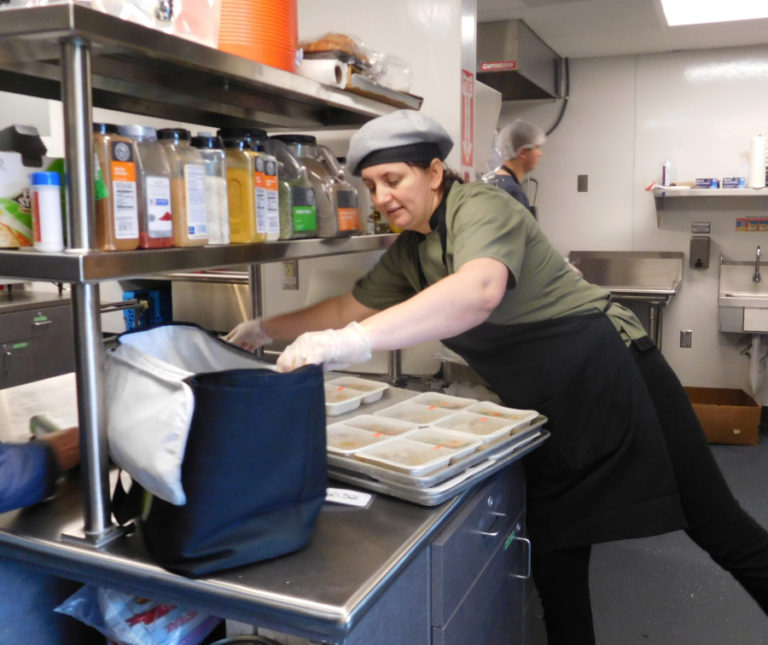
top-left (432, 518), bottom-right (526, 645)
top-left (430, 462), bottom-right (524, 627)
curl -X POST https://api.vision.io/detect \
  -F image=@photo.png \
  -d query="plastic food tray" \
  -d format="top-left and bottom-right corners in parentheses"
top-left (343, 414), bottom-right (417, 436)
top-left (465, 401), bottom-right (539, 432)
top-left (324, 384), bottom-right (364, 416)
top-left (373, 401), bottom-right (459, 426)
top-left (328, 416), bottom-right (548, 490)
top-left (326, 423), bottom-right (392, 455)
top-left (325, 376), bottom-right (389, 404)
top-left (407, 392), bottom-right (477, 411)
top-left (354, 437), bottom-right (456, 476)
top-left (402, 427), bottom-right (482, 462)
top-left (432, 411), bottom-right (517, 442)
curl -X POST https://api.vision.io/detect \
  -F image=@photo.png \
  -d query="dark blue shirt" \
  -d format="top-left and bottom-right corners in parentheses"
top-left (487, 171), bottom-right (534, 218)
top-left (0, 442), bottom-right (59, 513)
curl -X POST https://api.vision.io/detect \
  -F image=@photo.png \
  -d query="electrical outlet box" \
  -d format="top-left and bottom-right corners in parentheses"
top-left (690, 236), bottom-right (710, 269)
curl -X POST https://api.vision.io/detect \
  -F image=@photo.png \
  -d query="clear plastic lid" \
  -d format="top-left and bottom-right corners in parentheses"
top-left (374, 401), bottom-right (458, 426)
top-left (354, 437), bottom-right (454, 475)
top-left (344, 414), bottom-right (416, 436)
top-left (326, 423), bottom-right (390, 455)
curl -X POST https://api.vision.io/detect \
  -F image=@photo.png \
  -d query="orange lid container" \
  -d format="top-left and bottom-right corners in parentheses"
top-left (218, 0), bottom-right (297, 72)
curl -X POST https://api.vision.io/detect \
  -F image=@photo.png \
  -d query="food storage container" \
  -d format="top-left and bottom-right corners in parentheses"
top-left (433, 411), bottom-right (514, 442)
top-left (374, 401), bottom-right (458, 426)
top-left (326, 423), bottom-right (391, 455)
top-left (325, 376), bottom-right (388, 404)
top-left (403, 427), bottom-right (482, 463)
top-left (354, 437), bottom-right (455, 475)
top-left (408, 392), bottom-right (476, 410)
top-left (466, 401), bottom-right (539, 432)
top-left (343, 414), bottom-right (416, 436)
top-left (324, 383), bottom-right (364, 416)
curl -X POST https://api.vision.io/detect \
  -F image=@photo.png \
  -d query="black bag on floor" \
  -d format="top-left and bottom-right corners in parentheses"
top-left (108, 324), bottom-right (327, 577)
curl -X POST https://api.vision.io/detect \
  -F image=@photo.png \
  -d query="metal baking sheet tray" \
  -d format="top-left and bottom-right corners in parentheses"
top-left (327, 416), bottom-right (548, 489)
top-left (328, 428), bottom-right (549, 506)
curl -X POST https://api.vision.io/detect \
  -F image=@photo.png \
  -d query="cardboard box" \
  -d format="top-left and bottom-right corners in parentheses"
top-left (684, 386), bottom-right (761, 446)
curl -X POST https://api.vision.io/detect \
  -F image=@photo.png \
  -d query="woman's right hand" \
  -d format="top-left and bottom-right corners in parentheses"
top-left (224, 318), bottom-right (272, 352)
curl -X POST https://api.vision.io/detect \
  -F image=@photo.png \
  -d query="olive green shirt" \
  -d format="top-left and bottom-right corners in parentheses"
top-left (353, 182), bottom-right (647, 343)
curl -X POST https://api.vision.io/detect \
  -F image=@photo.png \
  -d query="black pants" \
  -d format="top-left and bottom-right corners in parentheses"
top-left (532, 342), bottom-right (768, 645)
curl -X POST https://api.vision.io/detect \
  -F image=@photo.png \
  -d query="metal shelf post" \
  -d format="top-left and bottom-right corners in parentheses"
top-left (60, 36), bottom-right (119, 545)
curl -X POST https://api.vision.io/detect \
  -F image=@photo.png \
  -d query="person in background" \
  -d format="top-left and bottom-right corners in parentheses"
top-left (0, 426), bottom-right (103, 644)
top-left (226, 109), bottom-right (768, 644)
top-left (487, 118), bottom-right (545, 217)
top-left (0, 425), bottom-right (79, 513)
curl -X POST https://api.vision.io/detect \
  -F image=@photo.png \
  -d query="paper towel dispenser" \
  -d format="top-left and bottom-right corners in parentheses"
top-left (477, 20), bottom-right (562, 101)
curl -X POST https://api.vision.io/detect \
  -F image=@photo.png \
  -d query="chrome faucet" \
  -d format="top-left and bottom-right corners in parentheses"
top-left (754, 245), bottom-right (762, 283)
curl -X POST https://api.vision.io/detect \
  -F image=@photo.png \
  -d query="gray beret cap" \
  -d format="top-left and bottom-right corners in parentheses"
top-left (346, 110), bottom-right (454, 176)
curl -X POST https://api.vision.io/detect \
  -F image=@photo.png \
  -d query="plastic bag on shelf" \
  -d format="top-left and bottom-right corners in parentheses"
top-left (298, 32), bottom-right (413, 93)
top-left (298, 32), bottom-right (373, 71)
top-left (366, 52), bottom-right (413, 92)
top-left (54, 584), bottom-right (221, 645)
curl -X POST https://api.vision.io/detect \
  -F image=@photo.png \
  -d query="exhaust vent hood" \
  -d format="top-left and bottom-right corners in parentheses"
top-left (477, 20), bottom-right (562, 101)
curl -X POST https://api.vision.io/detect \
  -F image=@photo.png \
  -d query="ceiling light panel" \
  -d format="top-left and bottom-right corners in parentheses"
top-left (661, 0), bottom-right (768, 26)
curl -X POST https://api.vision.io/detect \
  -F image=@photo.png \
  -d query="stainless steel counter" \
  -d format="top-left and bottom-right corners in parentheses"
top-left (0, 472), bottom-right (465, 641)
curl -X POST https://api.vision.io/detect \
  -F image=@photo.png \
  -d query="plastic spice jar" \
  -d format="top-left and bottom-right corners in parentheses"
top-left (266, 138), bottom-right (317, 239)
top-left (317, 143), bottom-right (361, 235)
top-left (117, 125), bottom-right (174, 249)
top-left (157, 128), bottom-right (209, 247)
top-left (93, 123), bottom-right (140, 251)
top-left (191, 133), bottom-right (230, 245)
top-left (29, 171), bottom-right (64, 252)
top-left (217, 131), bottom-right (260, 244)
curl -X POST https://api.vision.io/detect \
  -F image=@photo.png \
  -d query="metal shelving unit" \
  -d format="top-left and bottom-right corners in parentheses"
top-left (653, 187), bottom-right (768, 198)
top-left (0, 4), bottom-right (398, 544)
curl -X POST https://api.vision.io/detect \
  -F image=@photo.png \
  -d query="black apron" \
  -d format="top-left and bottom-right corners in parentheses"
top-left (411, 198), bottom-right (686, 552)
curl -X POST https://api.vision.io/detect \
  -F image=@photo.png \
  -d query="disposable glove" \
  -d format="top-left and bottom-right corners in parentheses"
top-left (277, 322), bottom-right (372, 372)
top-left (224, 318), bottom-right (272, 352)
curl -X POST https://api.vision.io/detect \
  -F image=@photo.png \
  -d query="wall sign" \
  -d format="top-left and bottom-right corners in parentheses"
top-left (461, 68), bottom-right (474, 178)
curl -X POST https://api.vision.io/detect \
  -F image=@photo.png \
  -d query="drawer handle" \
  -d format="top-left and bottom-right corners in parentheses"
top-left (33, 319), bottom-right (53, 327)
top-left (476, 511), bottom-right (507, 537)
top-left (510, 536), bottom-right (532, 580)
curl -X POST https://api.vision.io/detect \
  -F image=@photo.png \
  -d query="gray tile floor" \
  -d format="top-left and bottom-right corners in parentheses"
top-left (528, 434), bottom-right (768, 644)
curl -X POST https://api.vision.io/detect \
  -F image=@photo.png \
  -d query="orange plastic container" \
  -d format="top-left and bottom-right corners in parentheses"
top-left (218, 0), bottom-right (297, 72)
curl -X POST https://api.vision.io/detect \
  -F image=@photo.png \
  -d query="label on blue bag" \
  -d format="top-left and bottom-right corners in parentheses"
top-left (325, 487), bottom-right (374, 508)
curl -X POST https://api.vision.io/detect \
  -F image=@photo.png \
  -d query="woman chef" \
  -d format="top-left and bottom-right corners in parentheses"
top-left (226, 110), bottom-right (768, 644)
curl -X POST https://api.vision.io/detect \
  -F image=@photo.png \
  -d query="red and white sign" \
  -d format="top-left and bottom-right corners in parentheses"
top-left (461, 69), bottom-right (474, 170)
top-left (480, 60), bottom-right (518, 72)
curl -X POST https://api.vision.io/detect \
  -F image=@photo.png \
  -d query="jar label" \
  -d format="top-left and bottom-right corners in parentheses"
top-left (262, 163), bottom-right (280, 234)
top-left (184, 164), bottom-right (208, 238)
top-left (145, 175), bottom-right (173, 238)
top-left (336, 189), bottom-right (360, 231)
top-left (110, 141), bottom-right (139, 239)
top-left (291, 186), bottom-right (318, 232)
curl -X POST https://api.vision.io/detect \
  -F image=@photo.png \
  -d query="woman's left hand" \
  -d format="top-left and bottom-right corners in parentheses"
top-left (277, 322), bottom-right (372, 372)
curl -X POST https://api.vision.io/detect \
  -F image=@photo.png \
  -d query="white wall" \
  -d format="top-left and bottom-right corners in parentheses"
top-left (500, 45), bottom-right (768, 400)
top-left (296, 0), bottom-right (468, 167)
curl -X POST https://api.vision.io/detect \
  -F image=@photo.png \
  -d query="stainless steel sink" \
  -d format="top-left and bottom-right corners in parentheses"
top-left (568, 251), bottom-right (684, 348)
top-left (718, 259), bottom-right (768, 332)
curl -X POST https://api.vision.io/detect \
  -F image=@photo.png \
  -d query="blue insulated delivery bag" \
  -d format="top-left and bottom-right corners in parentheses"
top-left (106, 323), bottom-right (327, 576)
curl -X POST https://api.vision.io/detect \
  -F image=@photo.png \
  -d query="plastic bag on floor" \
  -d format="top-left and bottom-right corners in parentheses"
top-left (54, 584), bottom-right (221, 645)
